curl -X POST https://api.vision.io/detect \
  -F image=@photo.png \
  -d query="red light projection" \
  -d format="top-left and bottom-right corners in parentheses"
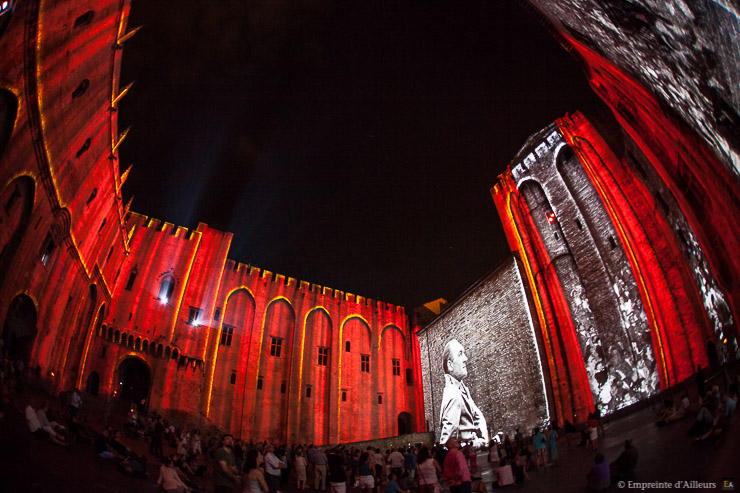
top-left (557, 112), bottom-right (713, 385)
top-left (558, 32), bottom-right (740, 352)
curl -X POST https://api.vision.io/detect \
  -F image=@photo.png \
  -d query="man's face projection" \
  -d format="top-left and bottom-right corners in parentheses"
top-left (447, 340), bottom-right (468, 380)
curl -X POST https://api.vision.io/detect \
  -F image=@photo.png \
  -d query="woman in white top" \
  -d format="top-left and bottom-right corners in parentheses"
top-left (415, 447), bottom-right (441, 493)
top-left (244, 449), bottom-right (268, 493)
top-left (295, 449), bottom-right (308, 490)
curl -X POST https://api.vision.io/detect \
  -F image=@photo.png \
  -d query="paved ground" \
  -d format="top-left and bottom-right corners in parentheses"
top-left (1, 381), bottom-right (738, 493)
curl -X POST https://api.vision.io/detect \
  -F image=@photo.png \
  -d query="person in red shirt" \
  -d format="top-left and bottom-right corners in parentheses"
top-left (442, 439), bottom-right (471, 493)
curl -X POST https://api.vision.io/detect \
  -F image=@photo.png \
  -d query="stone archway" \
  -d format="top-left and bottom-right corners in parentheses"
top-left (398, 411), bottom-right (412, 435)
top-left (117, 357), bottom-right (151, 410)
top-left (1, 294), bottom-right (37, 366)
top-left (706, 340), bottom-right (719, 370)
top-left (86, 371), bottom-right (100, 396)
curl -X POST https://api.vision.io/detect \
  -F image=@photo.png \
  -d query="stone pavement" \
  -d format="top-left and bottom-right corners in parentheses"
top-left (1, 381), bottom-right (738, 493)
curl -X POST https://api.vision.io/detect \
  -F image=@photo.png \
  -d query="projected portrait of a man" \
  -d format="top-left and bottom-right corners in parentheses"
top-left (439, 339), bottom-right (489, 448)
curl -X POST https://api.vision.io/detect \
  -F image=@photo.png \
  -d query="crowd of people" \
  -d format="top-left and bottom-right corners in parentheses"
top-left (4, 342), bottom-right (738, 493)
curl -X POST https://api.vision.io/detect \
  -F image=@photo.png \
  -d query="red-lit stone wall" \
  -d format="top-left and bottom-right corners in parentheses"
top-left (0, 0), bottom-right (132, 395)
top-left (492, 113), bottom-right (730, 424)
top-left (0, 2), bottom-right (422, 444)
top-left (206, 260), bottom-right (421, 444)
top-left (525, 0), bottom-right (740, 358)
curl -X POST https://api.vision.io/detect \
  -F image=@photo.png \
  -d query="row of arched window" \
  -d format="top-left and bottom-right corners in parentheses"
top-left (96, 324), bottom-right (202, 370)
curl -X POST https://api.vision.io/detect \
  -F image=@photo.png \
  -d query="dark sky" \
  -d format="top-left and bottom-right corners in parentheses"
top-left (118, 1), bottom-right (606, 308)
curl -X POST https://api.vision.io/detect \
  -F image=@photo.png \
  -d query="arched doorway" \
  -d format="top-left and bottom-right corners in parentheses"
top-left (1, 294), bottom-right (37, 366)
top-left (398, 412), bottom-right (412, 436)
top-left (706, 340), bottom-right (719, 370)
top-left (117, 357), bottom-right (151, 410)
top-left (86, 371), bottom-right (100, 396)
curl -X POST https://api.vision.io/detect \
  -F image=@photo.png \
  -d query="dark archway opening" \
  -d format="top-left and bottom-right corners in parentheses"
top-left (398, 411), bottom-right (412, 435)
top-left (1, 294), bottom-right (37, 366)
top-left (117, 357), bottom-right (150, 410)
top-left (706, 340), bottom-right (719, 371)
top-left (86, 371), bottom-right (100, 396)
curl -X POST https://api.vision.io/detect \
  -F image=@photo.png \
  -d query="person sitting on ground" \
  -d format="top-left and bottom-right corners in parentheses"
top-left (470, 465), bottom-right (487, 493)
top-left (36, 401), bottom-right (68, 443)
top-left (586, 453), bottom-right (610, 491)
top-left (385, 473), bottom-right (409, 493)
top-left (494, 458), bottom-right (514, 487)
top-left (512, 447), bottom-right (530, 484)
top-left (25, 400), bottom-right (67, 446)
top-left (656, 399), bottom-right (676, 426)
top-left (95, 428), bottom-right (117, 459)
top-left (398, 471), bottom-right (414, 493)
top-left (610, 439), bottom-right (638, 482)
top-left (723, 391), bottom-right (736, 425)
top-left (158, 456), bottom-right (190, 493)
top-left (120, 454), bottom-right (147, 478)
top-left (661, 394), bottom-right (691, 425)
top-left (689, 393), bottom-right (718, 440)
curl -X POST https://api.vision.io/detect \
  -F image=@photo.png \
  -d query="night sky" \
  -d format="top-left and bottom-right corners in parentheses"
top-left (118, 1), bottom-right (607, 308)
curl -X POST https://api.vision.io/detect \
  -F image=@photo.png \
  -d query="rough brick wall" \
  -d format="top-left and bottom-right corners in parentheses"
top-left (418, 257), bottom-right (549, 440)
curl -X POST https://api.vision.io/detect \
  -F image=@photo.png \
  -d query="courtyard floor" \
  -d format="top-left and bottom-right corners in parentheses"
top-left (1, 380), bottom-right (738, 492)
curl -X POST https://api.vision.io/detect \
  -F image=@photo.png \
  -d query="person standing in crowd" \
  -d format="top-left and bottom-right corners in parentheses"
top-left (214, 434), bottom-right (241, 493)
top-left (69, 388), bottom-right (82, 418)
top-left (357, 452), bottom-right (376, 493)
top-left (295, 449), bottom-right (308, 490)
top-left (548, 425), bottom-right (559, 466)
top-left (314, 447), bottom-right (328, 491)
top-left (442, 438), bottom-right (471, 493)
top-left (264, 443), bottom-right (286, 493)
top-left (532, 428), bottom-right (547, 471)
top-left (404, 447), bottom-right (417, 478)
top-left (416, 446), bottom-right (442, 493)
top-left (245, 449), bottom-right (269, 493)
top-left (388, 447), bottom-right (404, 479)
top-left (328, 447), bottom-right (347, 493)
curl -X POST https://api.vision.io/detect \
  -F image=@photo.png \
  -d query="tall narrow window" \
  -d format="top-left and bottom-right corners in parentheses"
top-left (41, 233), bottom-right (55, 266)
top-left (306, 385), bottom-right (312, 398)
top-left (392, 359), bottom-right (400, 376)
top-left (406, 369), bottom-right (413, 386)
top-left (125, 266), bottom-right (138, 290)
top-left (214, 307), bottom-right (222, 322)
top-left (230, 371), bottom-right (236, 385)
top-left (361, 354), bottom-right (370, 373)
top-left (220, 324), bottom-right (234, 347)
top-left (270, 337), bottom-right (283, 357)
top-left (188, 306), bottom-right (203, 325)
top-left (317, 347), bottom-right (329, 366)
top-left (280, 381), bottom-right (287, 394)
top-left (345, 341), bottom-right (351, 352)
top-left (158, 276), bottom-right (175, 303)
top-left (377, 394), bottom-right (383, 404)
top-left (257, 376), bottom-right (263, 390)
top-left (341, 389), bottom-right (347, 402)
